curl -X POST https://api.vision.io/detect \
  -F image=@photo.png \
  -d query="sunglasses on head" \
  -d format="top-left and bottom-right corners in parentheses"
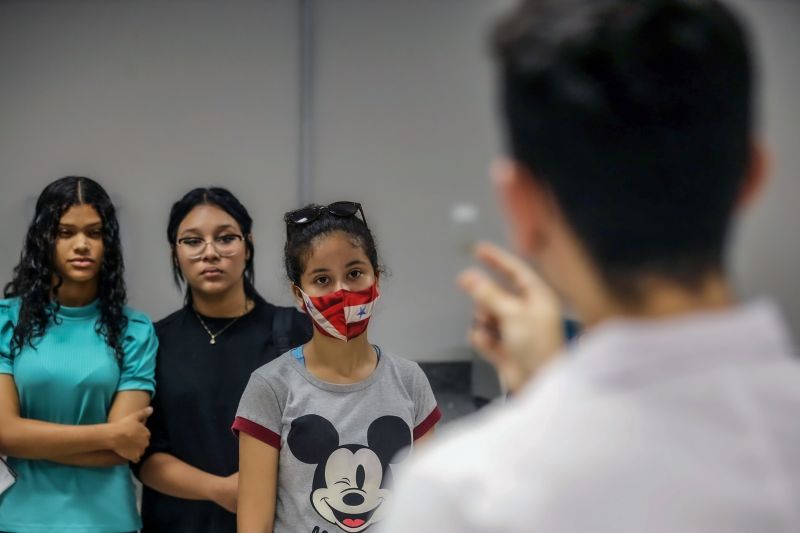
top-left (284, 201), bottom-right (367, 229)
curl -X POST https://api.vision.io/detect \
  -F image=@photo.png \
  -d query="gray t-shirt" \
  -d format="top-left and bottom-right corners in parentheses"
top-left (234, 346), bottom-right (441, 533)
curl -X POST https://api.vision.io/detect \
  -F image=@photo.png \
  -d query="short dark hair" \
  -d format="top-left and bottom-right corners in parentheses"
top-left (166, 187), bottom-right (259, 304)
top-left (492, 0), bottom-right (754, 300)
top-left (283, 205), bottom-right (382, 286)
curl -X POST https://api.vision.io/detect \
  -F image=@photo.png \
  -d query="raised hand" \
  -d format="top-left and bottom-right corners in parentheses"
top-left (459, 242), bottom-right (565, 393)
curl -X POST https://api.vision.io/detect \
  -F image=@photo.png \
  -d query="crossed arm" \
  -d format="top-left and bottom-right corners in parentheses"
top-left (0, 374), bottom-right (152, 467)
top-left (138, 452), bottom-right (241, 513)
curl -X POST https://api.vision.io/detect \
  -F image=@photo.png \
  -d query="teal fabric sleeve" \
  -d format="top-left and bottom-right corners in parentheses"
top-left (0, 299), bottom-right (19, 375)
top-left (117, 309), bottom-right (158, 395)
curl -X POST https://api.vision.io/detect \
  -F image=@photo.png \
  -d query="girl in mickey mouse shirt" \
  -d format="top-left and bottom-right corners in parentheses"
top-left (234, 202), bottom-right (441, 533)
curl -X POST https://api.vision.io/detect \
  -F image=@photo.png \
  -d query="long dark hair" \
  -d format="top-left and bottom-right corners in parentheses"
top-left (166, 187), bottom-right (260, 304)
top-left (3, 176), bottom-right (128, 361)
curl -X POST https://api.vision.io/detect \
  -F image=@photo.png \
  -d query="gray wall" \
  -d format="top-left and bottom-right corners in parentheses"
top-left (727, 0), bottom-right (800, 339)
top-left (0, 0), bottom-right (797, 363)
top-left (313, 0), bottom-right (510, 361)
top-left (0, 0), bottom-right (300, 313)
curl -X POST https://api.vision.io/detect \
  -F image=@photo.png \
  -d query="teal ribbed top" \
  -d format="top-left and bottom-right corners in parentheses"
top-left (0, 297), bottom-right (157, 533)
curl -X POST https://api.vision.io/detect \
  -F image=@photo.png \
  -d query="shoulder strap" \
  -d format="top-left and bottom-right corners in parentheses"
top-left (272, 307), bottom-right (293, 357)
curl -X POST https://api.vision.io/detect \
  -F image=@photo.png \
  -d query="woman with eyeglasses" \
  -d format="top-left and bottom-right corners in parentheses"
top-left (0, 176), bottom-right (156, 533)
top-left (136, 187), bottom-right (311, 533)
top-left (234, 202), bottom-right (441, 533)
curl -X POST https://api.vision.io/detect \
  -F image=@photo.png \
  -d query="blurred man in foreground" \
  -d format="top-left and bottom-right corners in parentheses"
top-left (383, 0), bottom-right (800, 531)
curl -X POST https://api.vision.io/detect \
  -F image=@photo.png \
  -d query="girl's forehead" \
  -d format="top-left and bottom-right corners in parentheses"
top-left (179, 204), bottom-right (240, 232)
top-left (59, 204), bottom-right (102, 225)
top-left (305, 232), bottom-right (368, 266)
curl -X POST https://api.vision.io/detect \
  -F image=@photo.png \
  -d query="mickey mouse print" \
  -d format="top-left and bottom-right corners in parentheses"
top-left (232, 349), bottom-right (442, 533)
top-left (288, 414), bottom-right (412, 532)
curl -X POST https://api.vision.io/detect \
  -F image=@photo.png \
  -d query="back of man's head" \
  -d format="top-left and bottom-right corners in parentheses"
top-left (492, 0), bottom-right (753, 302)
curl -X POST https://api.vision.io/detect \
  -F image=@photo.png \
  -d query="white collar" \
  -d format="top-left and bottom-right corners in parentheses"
top-left (559, 300), bottom-right (796, 388)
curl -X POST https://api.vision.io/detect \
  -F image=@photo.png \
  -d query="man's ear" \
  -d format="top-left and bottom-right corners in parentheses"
top-left (735, 141), bottom-right (770, 211)
top-left (290, 283), bottom-right (306, 312)
top-left (492, 158), bottom-right (553, 257)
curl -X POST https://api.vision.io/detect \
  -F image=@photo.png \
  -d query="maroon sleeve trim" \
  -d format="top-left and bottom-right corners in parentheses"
top-left (231, 416), bottom-right (281, 449)
top-left (413, 406), bottom-right (442, 441)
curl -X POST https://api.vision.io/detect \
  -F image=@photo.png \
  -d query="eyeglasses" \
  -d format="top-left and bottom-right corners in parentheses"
top-left (284, 201), bottom-right (367, 230)
top-left (176, 234), bottom-right (245, 260)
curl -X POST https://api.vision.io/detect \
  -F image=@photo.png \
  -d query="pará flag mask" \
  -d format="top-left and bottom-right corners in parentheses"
top-left (298, 283), bottom-right (380, 341)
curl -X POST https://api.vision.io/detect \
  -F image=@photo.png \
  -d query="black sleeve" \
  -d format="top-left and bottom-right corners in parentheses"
top-left (288, 308), bottom-right (313, 348)
top-left (131, 354), bottom-right (171, 479)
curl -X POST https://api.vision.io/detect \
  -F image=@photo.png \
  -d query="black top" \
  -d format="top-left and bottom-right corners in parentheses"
top-left (138, 298), bottom-right (312, 533)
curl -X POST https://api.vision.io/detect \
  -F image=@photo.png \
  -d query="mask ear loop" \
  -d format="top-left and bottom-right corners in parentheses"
top-left (292, 284), bottom-right (309, 313)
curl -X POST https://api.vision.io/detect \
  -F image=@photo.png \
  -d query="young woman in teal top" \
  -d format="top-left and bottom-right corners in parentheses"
top-left (0, 176), bottom-right (158, 533)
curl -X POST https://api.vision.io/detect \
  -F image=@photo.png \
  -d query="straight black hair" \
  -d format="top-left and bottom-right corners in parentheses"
top-left (166, 187), bottom-right (260, 304)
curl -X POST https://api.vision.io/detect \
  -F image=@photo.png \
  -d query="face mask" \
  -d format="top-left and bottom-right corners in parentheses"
top-left (298, 283), bottom-right (380, 341)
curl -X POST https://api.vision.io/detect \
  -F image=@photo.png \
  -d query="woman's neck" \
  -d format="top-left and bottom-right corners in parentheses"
top-left (303, 331), bottom-right (377, 384)
top-left (191, 282), bottom-right (251, 318)
top-left (53, 277), bottom-right (98, 307)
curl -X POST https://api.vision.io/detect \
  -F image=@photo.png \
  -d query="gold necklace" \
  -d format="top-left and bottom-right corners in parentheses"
top-left (193, 301), bottom-right (249, 345)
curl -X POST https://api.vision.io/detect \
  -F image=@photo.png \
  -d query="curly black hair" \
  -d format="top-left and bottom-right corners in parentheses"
top-left (3, 176), bottom-right (128, 363)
